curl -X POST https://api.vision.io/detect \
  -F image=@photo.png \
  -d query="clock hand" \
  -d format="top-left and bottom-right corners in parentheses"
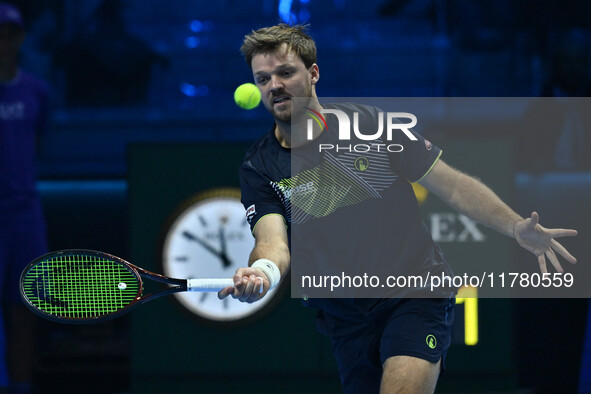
top-left (218, 227), bottom-right (233, 268)
top-left (182, 231), bottom-right (222, 258)
top-left (183, 230), bottom-right (233, 268)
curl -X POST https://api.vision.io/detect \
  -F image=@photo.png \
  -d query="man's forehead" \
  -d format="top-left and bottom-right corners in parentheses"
top-left (251, 44), bottom-right (302, 71)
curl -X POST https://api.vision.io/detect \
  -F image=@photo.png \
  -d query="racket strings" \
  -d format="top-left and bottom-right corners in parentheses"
top-left (21, 253), bottom-right (140, 319)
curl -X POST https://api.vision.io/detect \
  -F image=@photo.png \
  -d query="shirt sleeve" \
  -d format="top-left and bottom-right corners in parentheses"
top-left (239, 160), bottom-right (286, 232)
top-left (348, 103), bottom-right (442, 182)
top-left (390, 127), bottom-right (442, 182)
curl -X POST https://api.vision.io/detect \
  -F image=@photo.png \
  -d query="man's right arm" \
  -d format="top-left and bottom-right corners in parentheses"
top-left (218, 214), bottom-right (289, 303)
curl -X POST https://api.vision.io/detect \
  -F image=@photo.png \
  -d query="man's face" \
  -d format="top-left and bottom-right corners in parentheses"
top-left (251, 43), bottom-right (319, 124)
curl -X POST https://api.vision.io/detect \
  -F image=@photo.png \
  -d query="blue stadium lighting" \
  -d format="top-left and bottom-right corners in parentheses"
top-left (278, 0), bottom-right (296, 24)
top-left (299, 9), bottom-right (310, 22)
top-left (181, 83), bottom-right (197, 97)
top-left (190, 20), bottom-right (203, 33)
top-left (180, 83), bottom-right (209, 97)
top-left (185, 36), bottom-right (200, 48)
top-left (196, 85), bottom-right (209, 96)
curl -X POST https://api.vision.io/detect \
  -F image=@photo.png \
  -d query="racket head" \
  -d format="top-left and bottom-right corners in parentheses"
top-left (20, 249), bottom-right (143, 324)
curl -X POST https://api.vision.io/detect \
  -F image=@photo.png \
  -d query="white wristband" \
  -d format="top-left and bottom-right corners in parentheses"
top-left (251, 259), bottom-right (281, 289)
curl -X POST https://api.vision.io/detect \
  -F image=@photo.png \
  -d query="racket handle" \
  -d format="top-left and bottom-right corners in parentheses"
top-left (187, 278), bottom-right (234, 292)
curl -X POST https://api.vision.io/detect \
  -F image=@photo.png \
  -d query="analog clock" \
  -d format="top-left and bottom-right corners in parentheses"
top-left (160, 188), bottom-right (283, 325)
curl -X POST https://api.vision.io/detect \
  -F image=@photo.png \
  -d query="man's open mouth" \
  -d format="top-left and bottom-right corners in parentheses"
top-left (273, 96), bottom-right (290, 104)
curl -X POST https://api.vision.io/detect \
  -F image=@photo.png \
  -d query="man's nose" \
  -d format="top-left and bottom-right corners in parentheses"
top-left (269, 75), bottom-right (284, 92)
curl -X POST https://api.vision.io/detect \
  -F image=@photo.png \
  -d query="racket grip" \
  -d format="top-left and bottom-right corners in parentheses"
top-left (187, 278), bottom-right (235, 292)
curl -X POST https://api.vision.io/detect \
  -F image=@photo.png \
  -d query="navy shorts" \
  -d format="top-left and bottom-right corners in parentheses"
top-left (315, 297), bottom-right (455, 394)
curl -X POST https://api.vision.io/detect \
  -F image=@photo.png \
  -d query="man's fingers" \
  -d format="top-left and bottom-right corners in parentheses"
top-left (538, 254), bottom-right (548, 274)
top-left (230, 276), bottom-right (248, 299)
top-left (243, 275), bottom-right (256, 297)
top-left (241, 276), bottom-right (265, 303)
top-left (550, 239), bottom-right (577, 264)
top-left (254, 276), bottom-right (264, 294)
top-left (223, 271), bottom-right (269, 303)
top-left (217, 286), bottom-right (234, 300)
top-left (545, 248), bottom-right (563, 273)
top-left (548, 228), bottom-right (578, 238)
top-left (517, 212), bottom-right (578, 271)
top-left (529, 211), bottom-right (540, 226)
top-left (246, 277), bottom-right (264, 303)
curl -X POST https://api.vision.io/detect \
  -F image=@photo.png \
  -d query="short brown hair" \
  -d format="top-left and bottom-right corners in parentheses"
top-left (240, 23), bottom-right (317, 69)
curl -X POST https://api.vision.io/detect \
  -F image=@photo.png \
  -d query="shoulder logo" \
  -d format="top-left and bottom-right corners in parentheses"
top-left (245, 204), bottom-right (256, 223)
top-left (354, 157), bottom-right (369, 171)
top-left (424, 139), bottom-right (432, 151)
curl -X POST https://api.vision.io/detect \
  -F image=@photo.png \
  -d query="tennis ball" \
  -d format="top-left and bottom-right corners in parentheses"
top-left (234, 83), bottom-right (261, 110)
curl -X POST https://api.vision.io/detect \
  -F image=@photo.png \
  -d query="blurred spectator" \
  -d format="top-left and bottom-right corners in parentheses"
top-left (0, 3), bottom-right (49, 393)
top-left (516, 29), bottom-right (591, 172)
top-left (378, 0), bottom-right (519, 50)
top-left (542, 29), bottom-right (591, 97)
top-left (53, 0), bottom-right (168, 107)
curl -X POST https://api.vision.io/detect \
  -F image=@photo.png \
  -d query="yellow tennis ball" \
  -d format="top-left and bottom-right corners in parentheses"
top-left (234, 83), bottom-right (261, 110)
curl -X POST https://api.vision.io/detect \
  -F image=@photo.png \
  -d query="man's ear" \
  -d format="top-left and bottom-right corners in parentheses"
top-left (309, 63), bottom-right (319, 85)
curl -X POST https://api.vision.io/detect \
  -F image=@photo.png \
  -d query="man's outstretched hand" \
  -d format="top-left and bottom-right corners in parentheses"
top-left (514, 211), bottom-right (578, 273)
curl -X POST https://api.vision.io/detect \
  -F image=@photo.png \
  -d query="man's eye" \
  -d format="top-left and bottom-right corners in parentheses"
top-left (257, 78), bottom-right (268, 84)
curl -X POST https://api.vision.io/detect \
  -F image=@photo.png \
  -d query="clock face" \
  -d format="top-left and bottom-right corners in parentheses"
top-left (161, 189), bottom-right (281, 324)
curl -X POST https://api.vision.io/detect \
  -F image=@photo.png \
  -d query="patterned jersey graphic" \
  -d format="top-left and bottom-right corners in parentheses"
top-left (272, 143), bottom-right (399, 224)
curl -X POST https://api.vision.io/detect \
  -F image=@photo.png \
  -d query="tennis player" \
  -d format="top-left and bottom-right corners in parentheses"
top-left (218, 24), bottom-right (578, 393)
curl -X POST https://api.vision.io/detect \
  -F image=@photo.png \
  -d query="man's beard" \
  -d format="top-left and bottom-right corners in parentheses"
top-left (271, 84), bottom-right (313, 124)
top-left (272, 105), bottom-right (292, 124)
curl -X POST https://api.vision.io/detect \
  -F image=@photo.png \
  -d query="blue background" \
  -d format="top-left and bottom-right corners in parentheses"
top-left (4, 0), bottom-right (591, 392)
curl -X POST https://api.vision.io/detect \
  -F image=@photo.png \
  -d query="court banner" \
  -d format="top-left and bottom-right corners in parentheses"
top-left (289, 97), bottom-right (589, 298)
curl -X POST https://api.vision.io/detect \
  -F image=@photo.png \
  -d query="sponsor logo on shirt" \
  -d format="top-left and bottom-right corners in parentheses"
top-left (354, 157), bottom-right (369, 171)
top-left (277, 181), bottom-right (317, 200)
top-left (245, 204), bottom-right (256, 223)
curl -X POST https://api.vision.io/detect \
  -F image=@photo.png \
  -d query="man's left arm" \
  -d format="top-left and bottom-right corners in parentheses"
top-left (418, 159), bottom-right (578, 273)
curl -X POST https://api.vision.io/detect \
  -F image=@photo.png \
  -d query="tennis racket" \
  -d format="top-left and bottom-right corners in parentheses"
top-left (20, 249), bottom-right (234, 324)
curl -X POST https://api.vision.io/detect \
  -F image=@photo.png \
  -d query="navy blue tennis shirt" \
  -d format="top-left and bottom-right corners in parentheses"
top-left (239, 103), bottom-right (455, 316)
